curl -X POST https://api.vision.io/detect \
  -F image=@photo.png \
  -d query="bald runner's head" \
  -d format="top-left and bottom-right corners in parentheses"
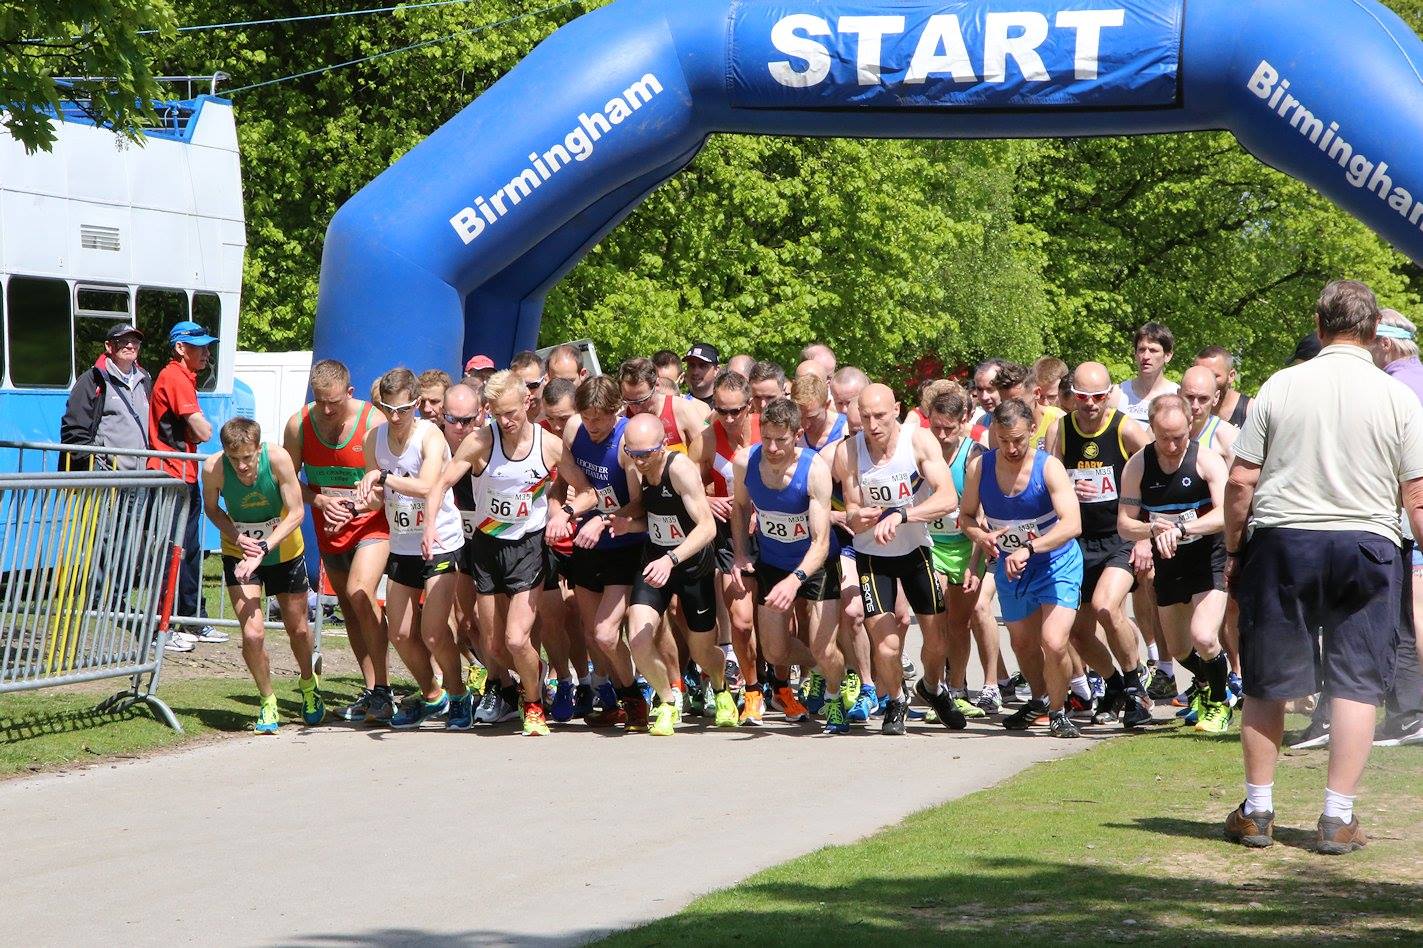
top-left (1179, 365), bottom-right (1220, 423)
top-left (624, 413), bottom-right (666, 452)
top-left (795, 359), bottom-right (830, 383)
top-left (1070, 362), bottom-right (1113, 423)
top-left (858, 383), bottom-right (899, 447)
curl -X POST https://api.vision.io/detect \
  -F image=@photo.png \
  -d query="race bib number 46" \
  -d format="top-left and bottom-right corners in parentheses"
top-left (390, 495), bottom-right (426, 536)
top-left (1070, 467), bottom-right (1119, 503)
top-left (758, 509), bottom-right (810, 542)
top-left (648, 512), bottom-right (686, 548)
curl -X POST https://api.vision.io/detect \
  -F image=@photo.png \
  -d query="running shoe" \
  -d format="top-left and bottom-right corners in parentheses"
top-left (495, 686), bottom-right (522, 723)
top-left (1315, 814), bottom-right (1368, 855)
top-left (714, 689), bottom-right (739, 727)
top-left (473, 688), bottom-right (502, 725)
top-left (572, 683), bottom-right (595, 718)
top-left (522, 701), bottom-right (550, 736)
top-left (1194, 699), bottom-right (1232, 736)
top-left (973, 684), bottom-right (1002, 716)
top-left (686, 681), bottom-right (708, 717)
top-left (549, 681), bottom-right (576, 723)
top-left (595, 680), bottom-right (619, 712)
top-left (1005, 672), bottom-right (1033, 704)
top-left (1374, 716), bottom-right (1423, 747)
top-left (1177, 689), bottom-right (1205, 726)
top-left (467, 664), bottom-right (489, 697)
top-left (333, 689), bottom-right (373, 723)
top-left (1086, 669), bottom-right (1106, 701)
top-left (366, 689), bottom-right (394, 725)
top-left (1146, 667), bottom-right (1178, 701)
top-left (848, 685), bottom-right (876, 723)
top-left (586, 703), bottom-right (628, 728)
top-left (901, 656), bottom-right (918, 681)
top-left (255, 695), bottom-right (279, 734)
top-left (1172, 680), bottom-right (1200, 708)
top-left (773, 686), bottom-right (810, 722)
top-left (625, 694), bottom-right (651, 732)
top-left (1066, 692), bottom-right (1095, 719)
top-left (914, 679), bottom-right (967, 730)
top-left (840, 670), bottom-right (861, 710)
top-left (163, 630), bottom-right (196, 653)
top-left (191, 625), bottom-right (229, 644)
top-left (1288, 718), bottom-right (1331, 750)
top-left (801, 671), bottom-right (827, 715)
top-left (1003, 697), bottom-right (1049, 730)
top-left (1048, 709), bottom-right (1081, 738)
top-left (824, 697), bottom-right (849, 734)
top-left (724, 656), bottom-right (744, 691)
top-left (650, 702), bottom-right (678, 736)
top-left (636, 677), bottom-right (655, 708)
top-left (299, 676), bottom-right (325, 726)
top-left (445, 691), bottom-right (475, 730)
top-left (739, 689), bottom-right (765, 726)
top-left (1120, 687), bottom-right (1153, 729)
top-left (1224, 804), bottom-right (1275, 848)
top-left (1226, 673), bottom-right (1244, 709)
top-left (953, 693), bottom-right (987, 719)
top-left (881, 698), bottom-right (907, 735)
top-left (390, 691), bottom-right (449, 729)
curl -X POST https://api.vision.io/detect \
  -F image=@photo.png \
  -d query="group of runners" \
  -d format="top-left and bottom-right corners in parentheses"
top-left (204, 328), bottom-right (1254, 739)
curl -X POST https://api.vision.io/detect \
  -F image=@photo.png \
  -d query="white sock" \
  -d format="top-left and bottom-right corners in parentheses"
top-left (1244, 782), bottom-right (1274, 815)
top-left (1323, 786), bottom-right (1355, 822)
top-left (979, 683), bottom-right (1000, 698)
top-left (1070, 675), bottom-right (1092, 701)
top-left (721, 643), bottom-right (734, 660)
top-left (1147, 642), bottom-right (1160, 663)
top-left (1158, 659), bottom-right (1176, 676)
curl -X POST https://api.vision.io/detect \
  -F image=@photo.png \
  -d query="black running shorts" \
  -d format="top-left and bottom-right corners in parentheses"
top-left (568, 542), bottom-right (643, 592)
top-left (468, 531), bottom-right (544, 595)
top-left (386, 550), bottom-right (460, 589)
top-left (755, 559), bottom-right (841, 604)
top-left (856, 545), bottom-right (944, 617)
top-left (629, 562), bottom-right (718, 632)
top-left (1077, 534), bottom-right (1136, 600)
top-left (1153, 537), bottom-right (1226, 607)
top-left (222, 554), bottom-right (309, 595)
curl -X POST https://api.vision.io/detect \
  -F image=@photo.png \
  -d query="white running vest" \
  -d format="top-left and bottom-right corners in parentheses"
top-left (375, 419), bottom-right (464, 557)
top-left (473, 422), bottom-right (551, 541)
top-left (852, 423), bottom-right (931, 557)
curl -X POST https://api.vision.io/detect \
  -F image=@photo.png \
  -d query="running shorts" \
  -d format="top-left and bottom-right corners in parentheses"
top-left (387, 550), bottom-right (460, 589)
top-left (995, 543), bottom-right (1083, 623)
top-left (857, 545), bottom-right (943, 617)
top-left (755, 559), bottom-right (841, 604)
top-left (468, 531), bottom-right (544, 595)
top-left (222, 554), bottom-right (309, 595)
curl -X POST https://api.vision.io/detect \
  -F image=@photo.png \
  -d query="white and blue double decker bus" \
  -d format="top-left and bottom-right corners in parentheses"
top-left (0, 78), bottom-right (254, 460)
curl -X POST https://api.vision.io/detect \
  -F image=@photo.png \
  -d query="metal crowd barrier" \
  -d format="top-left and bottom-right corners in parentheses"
top-left (0, 440), bottom-right (326, 672)
top-left (0, 470), bottom-right (189, 731)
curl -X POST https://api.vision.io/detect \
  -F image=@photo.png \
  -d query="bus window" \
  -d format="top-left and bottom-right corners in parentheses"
top-left (76, 286), bottom-right (131, 316)
top-left (136, 287), bottom-right (189, 372)
top-left (74, 316), bottom-right (127, 375)
top-left (6, 276), bottom-right (73, 388)
top-left (193, 292), bottom-right (220, 392)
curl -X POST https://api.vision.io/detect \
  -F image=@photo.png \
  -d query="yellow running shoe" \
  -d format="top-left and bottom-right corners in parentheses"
top-left (740, 689), bottom-right (765, 726)
top-left (713, 689), bottom-right (739, 727)
top-left (650, 702), bottom-right (677, 736)
top-left (467, 663), bottom-right (488, 696)
top-left (1195, 699), bottom-right (1233, 736)
top-left (255, 694), bottom-right (279, 734)
top-left (522, 701), bottom-right (550, 736)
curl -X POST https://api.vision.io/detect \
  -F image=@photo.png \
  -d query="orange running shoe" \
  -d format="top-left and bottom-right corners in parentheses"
top-left (739, 689), bottom-right (765, 726)
top-left (522, 701), bottom-right (550, 736)
top-left (624, 694), bottom-right (651, 732)
top-left (774, 686), bottom-right (810, 722)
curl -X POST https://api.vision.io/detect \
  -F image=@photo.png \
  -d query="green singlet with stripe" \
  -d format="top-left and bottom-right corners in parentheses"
top-left (220, 444), bottom-right (303, 565)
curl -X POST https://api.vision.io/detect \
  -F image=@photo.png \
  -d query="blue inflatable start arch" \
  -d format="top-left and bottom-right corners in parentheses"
top-left (314, 0), bottom-right (1423, 383)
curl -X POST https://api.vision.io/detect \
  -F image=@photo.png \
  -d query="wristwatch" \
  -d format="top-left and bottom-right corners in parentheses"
top-left (256, 540), bottom-right (269, 556)
top-left (667, 550), bottom-right (681, 566)
top-left (793, 568), bottom-right (809, 583)
top-left (561, 502), bottom-right (576, 518)
top-left (1024, 540), bottom-right (1036, 557)
top-left (377, 470), bottom-right (389, 486)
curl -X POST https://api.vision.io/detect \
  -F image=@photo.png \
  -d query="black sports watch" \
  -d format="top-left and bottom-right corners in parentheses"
top-left (377, 470), bottom-right (389, 486)
top-left (256, 540), bottom-right (269, 556)
top-left (1023, 540), bottom-right (1036, 557)
top-left (667, 550), bottom-right (681, 566)
top-left (793, 568), bottom-right (808, 583)
top-left (561, 502), bottom-right (576, 518)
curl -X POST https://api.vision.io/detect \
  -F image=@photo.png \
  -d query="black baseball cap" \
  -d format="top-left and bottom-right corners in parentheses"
top-left (1286, 332), bottom-right (1322, 366)
top-left (106, 324), bottom-right (143, 341)
top-left (684, 342), bottom-right (720, 365)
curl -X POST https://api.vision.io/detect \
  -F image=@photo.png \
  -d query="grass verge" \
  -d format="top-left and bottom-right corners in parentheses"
top-left (605, 724), bottom-right (1423, 946)
top-left (0, 674), bottom-right (370, 776)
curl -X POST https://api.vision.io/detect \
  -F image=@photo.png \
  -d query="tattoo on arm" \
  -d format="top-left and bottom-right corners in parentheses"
top-left (1119, 496), bottom-right (1141, 507)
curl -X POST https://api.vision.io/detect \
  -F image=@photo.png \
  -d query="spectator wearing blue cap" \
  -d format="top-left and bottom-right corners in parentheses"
top-left (149, 320), bottom-right (226, 651)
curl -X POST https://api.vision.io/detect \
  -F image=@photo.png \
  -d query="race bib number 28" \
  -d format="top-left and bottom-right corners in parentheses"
top-left (758, 509), bottom-right (809, 542)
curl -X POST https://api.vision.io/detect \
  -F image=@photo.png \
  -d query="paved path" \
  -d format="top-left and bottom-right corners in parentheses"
top-left (4, 710), bottom-right (1096, 946)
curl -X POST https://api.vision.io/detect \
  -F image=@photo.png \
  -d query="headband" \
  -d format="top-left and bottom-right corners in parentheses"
top-left (1376, 324), bottom-right (1416, 341)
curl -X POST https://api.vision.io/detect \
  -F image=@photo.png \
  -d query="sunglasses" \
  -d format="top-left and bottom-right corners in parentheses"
top-left (1072, 389), bottom-right (1112, 403)
top-left (713, 403), bottom-right (748, 416)
top-left (622, 392), bottom-right (655, 408)
top-left (443, 412), bottom-right (481, 426)
top-left (378, 400), bottom-right (419, 416)
top-left (525, 377), bottom-right (546, 391)
top-left (111, 338), bottom-right (141, 350)
top-left (624, 443), bottom-right (665, 459)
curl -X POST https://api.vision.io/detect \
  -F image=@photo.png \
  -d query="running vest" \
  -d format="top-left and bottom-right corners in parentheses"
top-left (375, 419), bottom-right (463, 557)
top-left (1224, 392), bottom-right (1251, 428)
top-left (1034, 405), bottom-right (1065, 450)
top-left (657, 396), bottom-right (686, 453)
top-left (747, 445), bottom-right (818, 570)
top-left (301, 400), bottom-right (388, 553)
top-left (928, 436), bottom-right (974, 544)
top-left (799, 412), bottom-right (847, 451)
top-left (220, 445), bottom-right (303, 565)
top-left (707, 414), bottom-right (760, 498)
top-left (1061, 408), bottom-right (1129, 539)
top-left (1140, 442), bottom-right (1218, 554)
top-left (852, 424), bottom-right (931, 556)
top-left (640, 453), bottom-right (713, 575)
top-left (473, 422), bottom-right (552, 541)
top-left (978, 449), bottom-right (1067, 564)
top-left (570, 417), bottom-right (643, 549)
top-left (1118, 377), bottom-right (1178, 424)
top-left (1193, 415), bottom-right (1223, 452)
top-left (537, 419), bottom-right (574, 556)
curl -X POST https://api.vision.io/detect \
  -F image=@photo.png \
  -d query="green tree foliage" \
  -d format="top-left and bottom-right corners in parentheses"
top-left (135, 0), bottom-right (1423, 389)
top-left (1, 0), bottom-right (177, 152)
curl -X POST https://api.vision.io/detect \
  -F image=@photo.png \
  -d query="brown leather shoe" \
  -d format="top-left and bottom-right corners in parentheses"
top-left (1315, 815), bottom-right (1368, 855)
top-left (1224, 804), bottom-right (1275, 847)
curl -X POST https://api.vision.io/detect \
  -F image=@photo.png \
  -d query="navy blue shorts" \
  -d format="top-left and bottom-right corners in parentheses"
top-left (1236, 527), bottom-right (1403, 704)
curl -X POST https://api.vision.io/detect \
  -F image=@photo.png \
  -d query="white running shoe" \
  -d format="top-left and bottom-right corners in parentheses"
top-left (163, 631), bottom-right (196, 653)
top-left (191, 625), bottom-right (230, 644)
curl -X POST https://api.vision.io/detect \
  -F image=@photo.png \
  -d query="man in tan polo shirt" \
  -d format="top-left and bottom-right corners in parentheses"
top-left (1223, 280), bottom-right (1423, 855)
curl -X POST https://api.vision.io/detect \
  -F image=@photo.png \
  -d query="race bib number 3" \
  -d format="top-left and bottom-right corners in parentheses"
top-left (648, 512), bottom-right (686, 548)
top-left (758, 509), bottom-right (810, 542)
top-left (1070, 467), bottom-right (1119, 503)
top-left (390, 495), bottom-right (426, 536)
top-left (234, 517), bottom-right (279, 544)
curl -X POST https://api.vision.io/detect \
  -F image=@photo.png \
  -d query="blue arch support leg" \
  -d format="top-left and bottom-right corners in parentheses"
top-left (315, 0), bottom-right (1423, 387)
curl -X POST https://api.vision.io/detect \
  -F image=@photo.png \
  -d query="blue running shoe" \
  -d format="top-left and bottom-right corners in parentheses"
top-left (875, 689), bottom-right (891, 717)
top-left (1227, 673), bottom-right (1244, 708)
top-left (549, 681), bottom-right (576, 723)
top-left (595, 680), bottom-right (618, 712)
top-left (637, 676), bottom-right (655, 708)
top-left (573, 683), bottom-right (595, 718)
top-left (824, 697), bottom-right (849, 734)
top-left (391, 691), bottom-right (449, 729)
top-left (802, 671), bottom-right (827, 715)
top-left (1087, 669), bottom-right (1106, 700)
top-left (848, 685), bottom-right (877, 723)
top-left (445, 691), bottom-right (475, 730)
